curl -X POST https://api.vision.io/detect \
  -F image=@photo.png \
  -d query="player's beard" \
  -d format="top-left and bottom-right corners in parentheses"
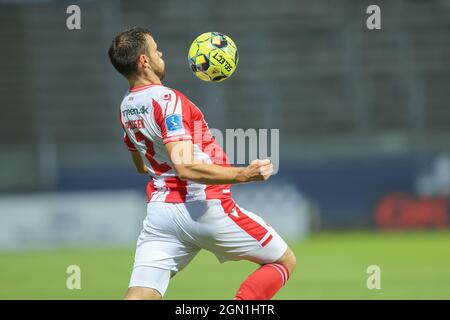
top-left (157, 66), bottom-right (166, 80)
top-left (153, 60), bottom-right (166, 80)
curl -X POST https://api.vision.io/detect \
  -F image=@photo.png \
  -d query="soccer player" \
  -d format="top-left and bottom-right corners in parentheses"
top-left (108, 27), bottom-right (296, 300)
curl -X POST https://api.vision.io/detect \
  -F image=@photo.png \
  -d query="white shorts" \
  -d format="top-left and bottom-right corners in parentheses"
top-left (129, 198), bottom-right (288, 296)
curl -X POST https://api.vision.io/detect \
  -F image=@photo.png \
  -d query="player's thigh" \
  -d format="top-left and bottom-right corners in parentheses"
top-left (130, 202), bottom-right (200, 297)
top-left (136, 201), bottom-right (201, 272)
top-left (130, 239), bottom-right (199, 297)
top-left (195, 199), bottom-right (288, 265)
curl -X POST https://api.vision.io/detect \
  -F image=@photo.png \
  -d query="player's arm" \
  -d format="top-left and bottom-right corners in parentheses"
top-left (122, 132), bottom-right (148, 174)
top-left (165, 140), bottom-right (273, 185)
top-left (129, 150), bottom-right (148, 174)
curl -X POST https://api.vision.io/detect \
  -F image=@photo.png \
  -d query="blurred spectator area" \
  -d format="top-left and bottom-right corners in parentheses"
top-left (0, 0), bottom-right (449, 192)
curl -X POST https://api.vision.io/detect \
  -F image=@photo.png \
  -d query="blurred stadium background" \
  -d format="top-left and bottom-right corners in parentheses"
top-left (0, 0), bottom-right (449, 299)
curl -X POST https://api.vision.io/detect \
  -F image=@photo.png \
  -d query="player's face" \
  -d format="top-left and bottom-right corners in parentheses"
top-left (146, 35), bottom-right (166, 80)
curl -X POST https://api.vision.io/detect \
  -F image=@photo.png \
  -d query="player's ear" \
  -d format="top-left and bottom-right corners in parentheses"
top-left (138, 53), bottom-right (150, 69)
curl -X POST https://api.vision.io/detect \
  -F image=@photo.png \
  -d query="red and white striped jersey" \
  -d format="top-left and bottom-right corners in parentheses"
top-left (119, 83), bottom-right (232, 203)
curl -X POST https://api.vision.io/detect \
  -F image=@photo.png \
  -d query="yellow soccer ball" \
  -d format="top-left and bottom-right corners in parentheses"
top-left (188, 32), bottom-right (238, 82)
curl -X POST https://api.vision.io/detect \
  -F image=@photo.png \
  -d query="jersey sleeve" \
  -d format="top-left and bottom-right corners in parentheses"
top-left (152, 90), bottom-right (193, 144)
top-left (123, 132), bottom-right (137, 152)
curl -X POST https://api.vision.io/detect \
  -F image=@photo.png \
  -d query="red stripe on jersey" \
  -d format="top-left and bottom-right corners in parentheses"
top-left (260, 234), bottom-right (273, 248)
top-left (220, 197), bottom-right (235, 212)
top-left (220, 198), bottom-right (269, 243)
top-left (205, 185), bottom-right (230, 200)
top-left (123, 134), bottom-right (137, 151)
top-left (189, 110), bottom-right (227, 163)
top-left (146, 180), bottom-right (157, 202)
top-left (172, 93), bottom-right (180, 115)
top-left (165, 177), bottom-right (188, 202)
top-left (134, 131), bottom-right (172, 175)
top-left (175, 92), bottom-right (192, 136)
top-left (152, 99), bottom-right (167, 138)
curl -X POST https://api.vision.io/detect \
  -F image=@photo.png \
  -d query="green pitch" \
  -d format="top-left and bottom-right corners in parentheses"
top-left (1, 231), bottom-right (449, 299)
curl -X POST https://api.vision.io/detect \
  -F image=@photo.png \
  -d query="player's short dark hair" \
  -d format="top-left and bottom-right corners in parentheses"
top-left (108, 27), bottom-right (152, 76)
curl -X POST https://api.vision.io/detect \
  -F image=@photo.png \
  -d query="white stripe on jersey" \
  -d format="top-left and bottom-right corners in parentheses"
top-left (149, 178), bottom-right (168, 202)
top-left (151, 188), bottom-right (170, 202)
top-left (186, 180), bottom-right (206, 202)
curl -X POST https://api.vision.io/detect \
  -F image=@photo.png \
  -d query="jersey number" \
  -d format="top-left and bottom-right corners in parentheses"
top-left (134, 131), bottom-right (171, 175)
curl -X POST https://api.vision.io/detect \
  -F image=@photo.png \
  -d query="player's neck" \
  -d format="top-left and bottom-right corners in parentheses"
top-left (128, 72), bottom-right (162, 88)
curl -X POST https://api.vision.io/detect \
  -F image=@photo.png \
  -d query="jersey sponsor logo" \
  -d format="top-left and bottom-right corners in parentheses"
top-left (122, 106), bottom-right (148, 117)
top-left (165, 114), bottom-right (183, 132)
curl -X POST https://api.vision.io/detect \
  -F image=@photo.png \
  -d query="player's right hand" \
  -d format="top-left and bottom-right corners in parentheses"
top-left (240, 159), bottom-right (274, 182)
